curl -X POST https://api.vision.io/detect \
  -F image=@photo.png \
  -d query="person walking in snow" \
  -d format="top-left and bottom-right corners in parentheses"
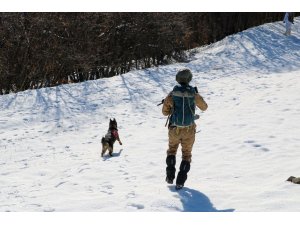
top-left (283, 12), bottom-right (294, 36)
top-left (162, 68), bottom-right (208, 190)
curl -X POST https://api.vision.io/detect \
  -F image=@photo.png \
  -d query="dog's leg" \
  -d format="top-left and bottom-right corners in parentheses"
top-left (101, 144), bottom-right (108, 157)
top-left (108, 146), bottom-right (113, 156)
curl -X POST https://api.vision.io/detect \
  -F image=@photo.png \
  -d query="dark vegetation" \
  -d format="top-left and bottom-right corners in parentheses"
top-left (0, 12), bottom-right (296, 94)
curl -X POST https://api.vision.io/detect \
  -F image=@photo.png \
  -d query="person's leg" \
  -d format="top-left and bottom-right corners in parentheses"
top-left (176, 126), bottom-right (195, 188)
top-left (287, 22), bottom-right (292, 35)
top-left (176, 160), bottom-right (190, 189)
top-left (166, 155), bottom-right (176, 183)
top-left (167, 127), bottom-right (181, 156)
top-left (181, 126), bottom-right (195, 162)
top-left (285, 23), bottom-right (289, 35)
top-left (166, 127), bottom-right (180, 183)
top-left (288, 27), bottom-right (292, 35)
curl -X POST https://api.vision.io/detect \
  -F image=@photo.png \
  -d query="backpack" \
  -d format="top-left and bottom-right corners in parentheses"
top-left (169, 84), bottom-right (196, 127)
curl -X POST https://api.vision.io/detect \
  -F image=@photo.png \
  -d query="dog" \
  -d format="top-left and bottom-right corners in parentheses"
top-left (287, 176), bottom-right (300, 184)
top-left (101, 118), bottom-right (122, 157)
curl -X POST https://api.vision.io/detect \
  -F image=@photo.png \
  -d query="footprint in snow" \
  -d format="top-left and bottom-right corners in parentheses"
top-left (127, 192), bottom-right (135, 198)
top-left (244, 140), bottom-right (270, 152)
top-left (260, 147), bottom-right (270, 152)
top-left (43, 207), bottom-right (55, 212)
top-left (55, 181), bottom-right (67, 188)
top-left (253, 144), bottom-right (262, 148)
top-left (1, 172), bottom-right (10, 176)
top-left (78, 168), bottom-right (90, 173)
top-left (127, 203), bottom-right (144, 210)
top-left (28, 203), bottom-right (42, 208)
top-left (103, 184), bottom-right (114, 189)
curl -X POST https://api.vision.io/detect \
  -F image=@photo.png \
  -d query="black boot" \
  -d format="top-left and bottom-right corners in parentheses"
top-left (166, 155), bottom-right (176, 184)
top-left (175, 160), bottom-right (190, 189)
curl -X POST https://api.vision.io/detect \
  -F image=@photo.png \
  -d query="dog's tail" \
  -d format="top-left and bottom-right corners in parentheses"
top-left (101, 137), bottom-right (105, 144)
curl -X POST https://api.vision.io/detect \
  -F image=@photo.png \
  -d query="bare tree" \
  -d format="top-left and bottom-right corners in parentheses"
top-left (1, 12), bottom-right (297, 94)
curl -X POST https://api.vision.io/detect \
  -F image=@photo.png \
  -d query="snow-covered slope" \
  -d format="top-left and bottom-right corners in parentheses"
top-left (1, 18), bottom-right (300, 212)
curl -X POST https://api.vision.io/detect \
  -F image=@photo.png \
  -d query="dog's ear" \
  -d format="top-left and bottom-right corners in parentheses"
top-left (113, 118), bottom-right (116, 121)
top-left (110, 118), bottom-right (112, 122)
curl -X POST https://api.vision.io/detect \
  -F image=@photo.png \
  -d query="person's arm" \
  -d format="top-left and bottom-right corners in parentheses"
top-left (162, 94), bottom-right (173, 116)
top-left (195, 93), bottom-right (208, 111)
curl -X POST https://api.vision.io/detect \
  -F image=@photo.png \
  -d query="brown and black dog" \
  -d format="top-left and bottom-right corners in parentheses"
top-left (101, 118), bottom-right (122, 157)
top-left (287, 176), bottom-right (300, 184)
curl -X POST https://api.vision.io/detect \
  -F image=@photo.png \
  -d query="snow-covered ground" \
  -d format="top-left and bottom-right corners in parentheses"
top-left (1, 18), bottom-right (300, 212)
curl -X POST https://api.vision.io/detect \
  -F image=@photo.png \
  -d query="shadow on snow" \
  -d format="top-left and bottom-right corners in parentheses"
top-left (168, 186), bottom-right (235, 212)
top-left (102, 149), bottom-right (123, 161)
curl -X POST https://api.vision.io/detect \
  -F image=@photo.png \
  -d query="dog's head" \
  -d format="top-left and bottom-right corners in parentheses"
top-left (109, 118), bottom-right (118, 129)
top-left (287, 176), bottom-right (296, 182)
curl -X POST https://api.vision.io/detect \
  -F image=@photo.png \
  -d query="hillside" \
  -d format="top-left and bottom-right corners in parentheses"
top-left (1, 18), bottom-right (300, 212)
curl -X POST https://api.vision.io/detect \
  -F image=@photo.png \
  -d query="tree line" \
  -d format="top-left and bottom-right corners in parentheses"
top-left (0, 12), bottom-right (296, 94)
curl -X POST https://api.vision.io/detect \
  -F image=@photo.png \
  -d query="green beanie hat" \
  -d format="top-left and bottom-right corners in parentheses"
top-left (176, 69), bottom-right (193, 85)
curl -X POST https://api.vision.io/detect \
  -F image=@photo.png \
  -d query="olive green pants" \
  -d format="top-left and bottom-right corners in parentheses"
top-left (167, 124), bottom-right (196, 162)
